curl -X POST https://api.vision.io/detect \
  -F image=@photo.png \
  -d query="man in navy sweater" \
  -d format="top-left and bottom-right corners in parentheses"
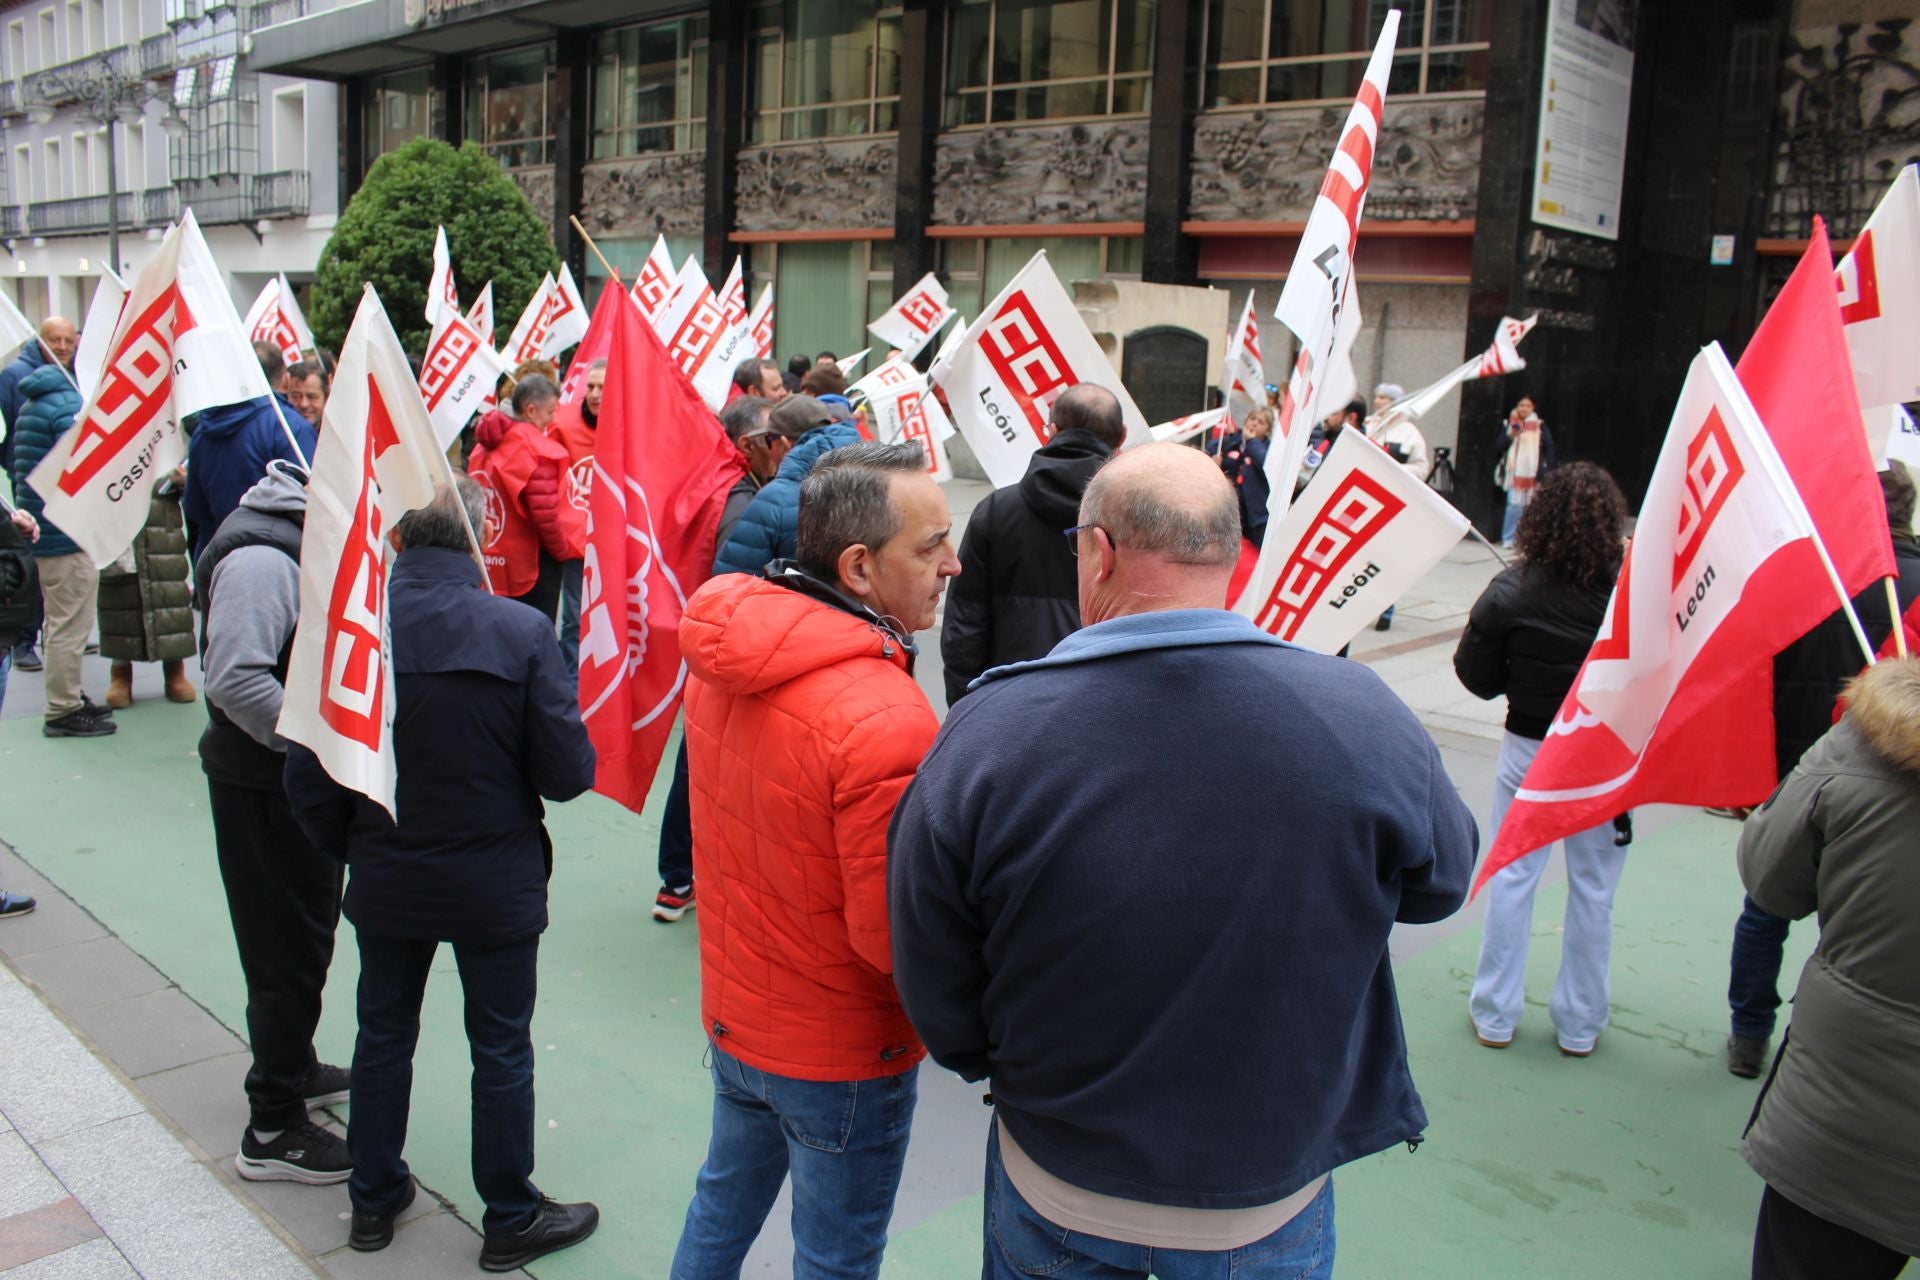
top-left (888, 443), bottom-right (1478, 1279)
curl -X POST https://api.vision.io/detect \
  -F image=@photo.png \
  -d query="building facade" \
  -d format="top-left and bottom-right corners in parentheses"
top-left (0, 0), bottom-right (338, 321)
top-left (250, 0), bottom-right (1912, 530)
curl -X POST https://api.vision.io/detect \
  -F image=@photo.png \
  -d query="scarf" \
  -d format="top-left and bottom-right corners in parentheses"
top-left (1504, 417), bottom-right (1542, 492)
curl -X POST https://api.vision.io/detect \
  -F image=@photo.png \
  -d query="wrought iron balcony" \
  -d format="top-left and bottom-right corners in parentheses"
top-left (139, 33), bottom-right (176, 78)
top-left (2, 206), bottom-right (21, 237)
top-left (251, 169), bottom-right (308, 219)
top-left (0, 81), bottom-right (18, 116)
top-left (249, 0), bottom-right (308, 30)
top-left (22, 48), bottom-right (140, 110)
top-left (144, 185), bottom-right (179, 225)
top-left (177, 174), bottom-right (249, 224)
top-left (27, 192), bottom-right (144, 236)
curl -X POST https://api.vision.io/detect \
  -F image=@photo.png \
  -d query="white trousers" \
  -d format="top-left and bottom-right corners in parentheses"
top-left (1470, 731), bottom-right (1630, 1053)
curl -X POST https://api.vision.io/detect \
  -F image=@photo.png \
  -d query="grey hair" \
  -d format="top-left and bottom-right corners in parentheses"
top-left (718, 396), bottom-right (772, 444)
top-left (796, 441), bottom-right (929, 581)
top-left (393, 472), bottom-right (487, 554)
top-left (510, 374), bottom-right (559, 417)
top-left (1049, 384), bottom-right (1126, 450)
top-left (1080, 455), bottom-right (1241, 567)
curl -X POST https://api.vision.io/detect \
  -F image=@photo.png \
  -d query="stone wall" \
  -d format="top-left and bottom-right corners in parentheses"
top-left (735, 138), bottom-right (896, 232)
top-left (579, 152), bottom-right (705, 240)
top-left (933, 121), bottom-right (1149, 225)
top-left (1768, 16), bottom-right (1920, 238)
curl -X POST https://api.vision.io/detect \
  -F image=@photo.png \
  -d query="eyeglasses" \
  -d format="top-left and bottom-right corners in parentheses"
top-left (1062, 525), bottom-right (1105, 557)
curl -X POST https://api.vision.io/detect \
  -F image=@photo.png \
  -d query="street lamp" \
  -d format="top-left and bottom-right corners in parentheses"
top-left (25, 56), bottom-right (184, 275)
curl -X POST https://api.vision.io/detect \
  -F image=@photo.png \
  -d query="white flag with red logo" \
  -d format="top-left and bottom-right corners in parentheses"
top-left (719, 257), bottom-right (749, 334)
top-left (1265, 10), bottom-right (1399, 510)
top-left (869, 272), bottom-right (956, 362)
top-left (852, 357), bottom-right (955, 483)
top-left (629, 235), bottom-right (678, 324)
top-left (1836, 164), bottom-right (1920, 439)
top-left (1235, 427), bottom-right (1468, 651)
top-left (560, 282), bottom-right (620, 409)
top-left (28, 210), bottom-right (272, 564)
top-left (581, 276), bottom-right (745, 812)
top-left (73, 269), bottom-right (128, 403)
top-left (243, 274), bottom-right (315, 367)
top-left (748, 284), bottom-right (774, 360)
top-left (466, 283), bottom-right (495, 345)
top-left (1374, 314), bottom-right (1539, 431)
top-left (652, 257), bottom-right (753, 412)
top-left (427, 227), bottom-right (460, 330)
top-left (1221, 293), bottom-right (1265, 418)
top-left (1474, 343), bottom-right (1842, 893)
top-left (931, 250), bottom-right (1147, 488)
top-left (502, 272), bottom-right (555, 369)
top-left (419, 307), bottom-right (508, 452)
top-left (546, 264), bottom-right (590, 357)
top-left (1150, 406), bottom-right (1233, 444)
top-left (279, 287), bottom-right (453, 815)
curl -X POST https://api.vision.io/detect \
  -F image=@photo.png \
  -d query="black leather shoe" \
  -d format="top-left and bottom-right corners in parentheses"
top-left (479, 1197), bottom-right (600, 1272)
top-left (349, 1178), bottom-right (417, 1252)
top-left (1727, 1034), bottom-right (1770, 1079)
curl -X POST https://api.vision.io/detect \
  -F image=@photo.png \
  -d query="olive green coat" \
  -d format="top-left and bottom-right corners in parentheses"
top-left (97, 493), bottom-right (196, 663)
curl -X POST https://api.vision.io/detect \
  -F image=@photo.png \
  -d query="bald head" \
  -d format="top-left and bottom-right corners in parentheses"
top-left (1075, 443), bottom-right (1241, 624)
top-left (39, 316), bottom-right (75, 366)
top-left (1049, 383), bottom-right (1126, 450)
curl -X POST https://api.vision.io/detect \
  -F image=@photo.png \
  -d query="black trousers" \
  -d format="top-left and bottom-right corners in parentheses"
top-left (207, 779), bottom-right (345, 1131)
top-left (1754, 1185), bottom-right (1911, 1280)
top-left (509, 550), bottom-right (564, 622)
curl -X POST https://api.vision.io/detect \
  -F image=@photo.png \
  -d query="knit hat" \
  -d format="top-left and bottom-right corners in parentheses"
top-left (1374, 382), bottom-right (1405, 401)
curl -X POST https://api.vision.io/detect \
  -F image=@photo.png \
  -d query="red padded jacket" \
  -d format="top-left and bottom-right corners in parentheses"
top-left (468, 409), bottom-right (582, 595)
top-left (679, 571), bottom-right (936, 1082)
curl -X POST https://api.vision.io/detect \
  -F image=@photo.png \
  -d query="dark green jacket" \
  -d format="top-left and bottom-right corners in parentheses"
top-left (98, 490), bottom-right (195, 663)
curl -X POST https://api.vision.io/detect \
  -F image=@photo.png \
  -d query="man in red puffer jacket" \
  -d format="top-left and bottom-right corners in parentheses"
top-left (468, 376), bottom-right (582, 618)
top-left (669, 441), bottom-right (961, 1279)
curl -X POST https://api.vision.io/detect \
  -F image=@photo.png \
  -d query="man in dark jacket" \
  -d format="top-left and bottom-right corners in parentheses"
top-left (183, 341), bottom-right (318, 564)
top-left (652, 396), bottom-right (862, 924)
top-left (889, 444), bottom-right (1477, 1279)
top-left (714, 397), bottom-right (777, 553)
top-left (1, 317), bottom-right (73, 671)
top-left (1726, 461), bottom-right (1920, 1077)
top-left (284, 478), bottom-right (600, 1273)
top-left (196, 462), bottom-right (351, 1184)
top-left (9, 359), bottom-right (114, 736)
top-left (940, 383), bottom-right (1123, 704)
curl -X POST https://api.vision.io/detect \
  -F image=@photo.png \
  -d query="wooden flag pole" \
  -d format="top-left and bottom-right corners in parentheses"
top-left (1887, 577), bottom-right (1910, 658)
top-left (568, 216), bottom-right (623, 286)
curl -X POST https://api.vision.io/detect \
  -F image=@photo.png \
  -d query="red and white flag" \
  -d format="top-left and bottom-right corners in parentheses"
top-left (1221, 293), bottom-right (1265, 418)
top-left (419, 307), bottom-right (507, 452)
top-left (502, 272), bottom-right (556, 368)
top-left (580, 280), bottom-right (745, 812)
top-left (73, 269), bottom-right (128, 403)
top-left (930, 250), bottom-right (1147, 488)
top-left (852, 357), bottom-right (955, 483)
top-left (0, 286), bottom-right (37, 365)
top-left (869, 272), bottom-right (956, 362)
top-left (28, 210), bottom-right (273, 564)
top-left (1236, 427), bottom-right (1469, 651)
top-left (1150, 406), bottom-right (1233, 444)
top-left (652, 257), bottom-right (753, 412)
top-left (1474, 343), bottom-right (1848, 893)
top-left (1835, 164), bottom-right (1920, 448)
top-left (466, 283), bottom-right (495, 345)
top-left (278, 287), bottom-right (452, 815)
top-left (426, 227), bottom-right (460, 330)
top-left (1265, 10), bottom-right (1400, 509)
top-left (547, 264), bottom-right (590, 358)
top-left (1375, 314), bottom-right (1539, 430)
top-left (748, 284), bottom-right (775, 360)
top-left (242, 274), bottom-right (315, 367)
top-left (560, 283), bottom-right (621, 409)
top-left (630, 234), bottom-right (677, 324)
top-left (719, 257), bottom-right (749, 334)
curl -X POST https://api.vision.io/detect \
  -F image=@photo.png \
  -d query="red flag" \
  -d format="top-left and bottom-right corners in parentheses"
top-left (578, 287), bottom-right (745, 812)
top-left (559, 282), bottom-right (621, 408)
top-left (1474, 226), bottom-right (1894, 890)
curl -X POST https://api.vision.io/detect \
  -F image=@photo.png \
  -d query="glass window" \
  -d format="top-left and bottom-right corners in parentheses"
top-left (771, 240), bottom-right (870, 362)
top-left (946, 0), bottom-right (1155, 126)
top-left (365, 67), bottom-right (435, 163)
top-left (748, 1), bottom-right (903, 144)
top-left (591, 15), bottom-right (708, 160)
top-left (1207, 0), bottom-right (1489, 106)
top-left (466, 45), bottom-right (555, 170)
top-left (584, 233), bottom-right (702, 294)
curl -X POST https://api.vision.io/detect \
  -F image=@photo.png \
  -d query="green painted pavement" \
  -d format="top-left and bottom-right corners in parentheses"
top-left (0, 704), bottom-right (1806, 1277)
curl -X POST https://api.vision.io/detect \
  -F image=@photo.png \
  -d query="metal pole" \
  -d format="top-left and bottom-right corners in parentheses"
top-left (104, 113), bottom-right (120, 276)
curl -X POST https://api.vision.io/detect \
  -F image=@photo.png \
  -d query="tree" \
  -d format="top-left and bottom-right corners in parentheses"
top-left (310, 139), bottom-right (558, 356)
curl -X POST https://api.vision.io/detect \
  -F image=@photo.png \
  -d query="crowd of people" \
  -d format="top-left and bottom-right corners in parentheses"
top-left (0, 295), bottom-right (1915, 1279)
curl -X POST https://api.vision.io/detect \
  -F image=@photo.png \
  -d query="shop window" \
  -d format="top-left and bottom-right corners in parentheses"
top-left (466, 45), bottom-right (555, 170)
top-left (1204, 0), bottom-right (1490, 108)
top-left (946, 0), bottom-right (1155, 127)
top-left (592, 15), bottom-right (708, 159)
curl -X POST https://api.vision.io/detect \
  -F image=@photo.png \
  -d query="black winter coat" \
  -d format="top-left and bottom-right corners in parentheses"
top-left (283, 548), bottom-right (596, 945)
top-left (1772, 534), bottom-right (1920, 778)
top-left (940, 428), bottom-right (1114, 704)
top-left (0, 516), bottom-right (36, 649)
top-left (1454, 560), bottom-right (1616, 739)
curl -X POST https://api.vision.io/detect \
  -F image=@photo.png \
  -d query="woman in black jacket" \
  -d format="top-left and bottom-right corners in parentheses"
top-left (1455, 462), bottom-right (1630, 1057)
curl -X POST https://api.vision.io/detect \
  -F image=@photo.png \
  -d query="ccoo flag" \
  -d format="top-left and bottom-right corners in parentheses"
top-left (1835, 164), bottom-right (1920, 450)
top-left (243, 274), bottom-right (316, 367)
top-left (869, 273), bottom-right (956, 361)
top-left (652, 258), bottom-right (753, 412)
top-left (630, 234), bottom-right (678, 324)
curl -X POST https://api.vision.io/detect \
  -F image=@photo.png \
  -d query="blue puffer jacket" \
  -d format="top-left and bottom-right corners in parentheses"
top-left (0, 340), bottom-right (49, 474)
top-left (711, 420), bottom-right (865, 577)
top-left (7, 363), bottom-right (84, 558)
top-left (183, 394), bottom-right (316, 564)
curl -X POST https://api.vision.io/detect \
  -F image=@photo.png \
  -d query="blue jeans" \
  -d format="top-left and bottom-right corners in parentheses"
top-left (671, 1042), bottom-right (918, 1280)
top-left (1729, 895), bottom-right (1790, 1040)
top-left (348, 930), bottom-right (543, 1235)
top-left (0, 646), bottom-right (10, 714)
top-left (559, 558), bottom-right (583, 677)
top-left (983, 1126), bottom-right (1334, 1279)
top-left (1501, 491), bottom-right (1529, 543)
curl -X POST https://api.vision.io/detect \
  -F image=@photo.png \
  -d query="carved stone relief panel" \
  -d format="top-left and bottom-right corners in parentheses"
top-left (933, 121), bottom-right (1149, 225)
top-left (1189, 99), bottom-right (1483, 223)
top-left (734, 139), bottom-right (896, 232)
top-left (506, 166), bottom-right (554, 222)
top-left (1767, 19), bottom-right (1920, 238)
top-left (580, 153), bottom-right (706, 239)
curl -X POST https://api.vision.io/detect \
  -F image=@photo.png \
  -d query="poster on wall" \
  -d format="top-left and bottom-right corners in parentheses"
top-left (1530, 0), bottom-right (1638, 241)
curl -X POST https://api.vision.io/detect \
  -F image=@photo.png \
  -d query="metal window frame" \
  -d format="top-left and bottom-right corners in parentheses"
top-left (747, 0), bottom-right (904, 145)
top-left (590, 12), bottom-right (709, 158)
top-left (1201, 0), bottom-right (1493, 106)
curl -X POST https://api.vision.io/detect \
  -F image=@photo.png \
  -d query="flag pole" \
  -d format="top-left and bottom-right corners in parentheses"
top-left (1804, 520), bottom-right (1878, 667)
top-left (1465, 524), bottom-right (1510, 568)
top-left (1887, 577), bottom-right (1910, 658)
top-left (37, 336), bottom-right (82, 396)
top-left (568, 216), bottom-right (623, 286)
top-left (265, 389), bottom-right (313, 471)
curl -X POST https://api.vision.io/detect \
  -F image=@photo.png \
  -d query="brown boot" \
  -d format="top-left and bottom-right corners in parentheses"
top-left (163, 659), bottom-right (197, 704)
top-left (106, 662), bottom-right (134, 709)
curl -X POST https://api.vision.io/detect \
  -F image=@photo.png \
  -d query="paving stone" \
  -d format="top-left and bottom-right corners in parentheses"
top-left (0, 1132), bottom-right (68, 1219)
top-left (0, 867), bottom-right (108, 961)
top-left (10, 940), bottom-right (167, 1012)
top-left (0, 972), bottom-right (143, 1144)
top-left (0, 1236), bottom-right (139, 1279)
top-left (132, 1053), bottom-right (251, 1163)
top-left (65, 989), bottom-right (245, 1080)
top-left (0, 1200), bottom-right (103, 1271)
top-left (231, 1173), bottom-right (439, 1261)
top-left (36, 1112), bottom-right (313, 1280)
top-left (316, 1207), bottom-right (498, 1279)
